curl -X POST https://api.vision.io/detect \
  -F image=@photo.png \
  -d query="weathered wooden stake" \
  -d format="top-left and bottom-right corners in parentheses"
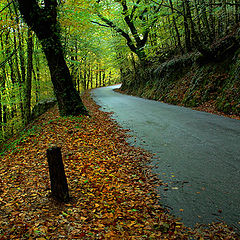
top-left (47, 146), bottom-right (69, 202)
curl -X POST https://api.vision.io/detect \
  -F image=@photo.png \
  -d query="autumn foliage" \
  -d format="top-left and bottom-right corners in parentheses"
top-left (0, 92), bottom-right (238, 239)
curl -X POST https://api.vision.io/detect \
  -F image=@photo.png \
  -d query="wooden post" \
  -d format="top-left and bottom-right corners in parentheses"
top-left (47, 146), bottom-right (69, 202)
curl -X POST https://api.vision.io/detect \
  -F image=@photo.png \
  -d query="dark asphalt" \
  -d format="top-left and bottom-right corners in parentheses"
top-left (91, 84), bottom-right (240, 229)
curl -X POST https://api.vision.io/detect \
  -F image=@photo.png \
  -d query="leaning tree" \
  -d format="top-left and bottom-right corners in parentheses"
top-left (15, 0), bottom-right (88, 116)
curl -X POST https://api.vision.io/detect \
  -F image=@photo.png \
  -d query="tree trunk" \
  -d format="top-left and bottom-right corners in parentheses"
top-left (236, 0), bottom-right (240, 23)
top-left (99, 70), bottom-right (102, 87)
top-left (182, 1), bottom-right (192, 52)
top-left (102, 71), bottom-right (106, 86)
top-left (24, 28), bottom-right (33, 124)
top-left (13, 29), bottom-right (21, 84)
top-left (108, 71), bottom-right (112, 85)
top-left (90, 69), bottom-right (93, 89)
top-left (0, 36), bottom-right (6, 128)
top-left (201, 0), bottom-right (212, 42)
top-left (86, 65), bottom-right (91, 89)
top-left (82, 59), bottom-right (87, 91)
top-left (38, 29), bottom-right (87, 116)
top-left (34, 37), bottom-right (40, 103)
top-left (17, 22), bottom-right (26, 84)
top-left (169, 0), bottom-right (183, 54)
top-left (209, 0), bottom-right (216, 40)
top-left (96, 65), bottom-right (99, 88)
top-left (16, 0), bottom-right (88, 116)
top-left (47, 146), bottom-right (69, 202)
top-left (193, 0), bottom-right (202, 35)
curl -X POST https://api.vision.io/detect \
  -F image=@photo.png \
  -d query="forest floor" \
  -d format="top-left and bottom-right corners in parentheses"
top-left (0, 91), bottom-right (239, 239)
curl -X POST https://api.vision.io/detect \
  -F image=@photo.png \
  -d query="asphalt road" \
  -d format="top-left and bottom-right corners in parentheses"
top-left (91, 84), bottom-right (240, 229)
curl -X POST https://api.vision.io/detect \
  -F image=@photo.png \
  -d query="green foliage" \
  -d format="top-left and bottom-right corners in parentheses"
top-left (0, 0), bottom-right (54, 144)
top-left (59, 0), bottom-right (120, 90)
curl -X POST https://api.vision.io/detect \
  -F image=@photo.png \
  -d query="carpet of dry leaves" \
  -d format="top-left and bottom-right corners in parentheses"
top-left (0, 91), bottom-right (239, 239)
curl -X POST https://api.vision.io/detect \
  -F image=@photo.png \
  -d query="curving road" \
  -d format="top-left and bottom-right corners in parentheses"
top-left (91, 84), bottom-right (240, 229)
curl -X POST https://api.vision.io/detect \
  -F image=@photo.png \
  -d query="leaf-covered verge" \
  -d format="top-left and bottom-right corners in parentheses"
top-left (0, 91), bottom-right (239, 239)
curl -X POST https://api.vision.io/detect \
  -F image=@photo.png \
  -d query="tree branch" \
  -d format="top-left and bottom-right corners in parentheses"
top-left (91, 21), bottom-right (111, 28)
top-left (151, 0), bottom-right (184, 16)
top-left (120, 0), bottom-right (142, 47)
top-left (44, 0), bottom-right (58, 21)
top-left (139, 0), bottom-right (164, 47)
top-left (96, 12), bottom-right (137, 53)
top-left (0, 1), bottom-right (13, 13)
top-left (130, 0), bottom-right (141, 20)
top-left (0, 47), bottom-right (19, 68)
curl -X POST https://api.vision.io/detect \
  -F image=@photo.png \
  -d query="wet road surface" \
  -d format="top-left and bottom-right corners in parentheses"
top-left (91, 85), bottom-right (240, 229)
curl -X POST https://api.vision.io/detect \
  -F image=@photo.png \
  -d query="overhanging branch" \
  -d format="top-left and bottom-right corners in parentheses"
top-left (0, 1), bottom-right (13, 13)
top-left (91, 21), bottom-right (111, 28)
top-left (0, 47), bottom-right (19, 68)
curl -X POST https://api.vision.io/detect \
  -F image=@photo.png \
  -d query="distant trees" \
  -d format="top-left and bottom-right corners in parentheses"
top-left (59, 0), bottom-right (119, 91)
top-left (153, 0), bottom-right (240, 59)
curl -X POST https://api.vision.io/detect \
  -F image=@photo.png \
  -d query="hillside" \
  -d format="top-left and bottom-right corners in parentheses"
top-left (120, 33), bottom-right (240, 119)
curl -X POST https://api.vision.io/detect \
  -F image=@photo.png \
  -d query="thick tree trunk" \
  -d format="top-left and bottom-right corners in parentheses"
top-left (16, 0), bottom-right (88, 116)
top-left (42, 35), bottom-right (87, 115)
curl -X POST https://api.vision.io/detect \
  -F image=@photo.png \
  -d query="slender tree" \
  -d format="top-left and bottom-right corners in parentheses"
top-left (24, 28), bottom-right (33, 124)
top-left (169, 0), bottom-right (183, 54)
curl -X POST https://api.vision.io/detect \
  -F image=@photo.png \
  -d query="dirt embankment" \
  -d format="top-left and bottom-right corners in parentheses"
top-left (120, 38), bottom-right (240, 120)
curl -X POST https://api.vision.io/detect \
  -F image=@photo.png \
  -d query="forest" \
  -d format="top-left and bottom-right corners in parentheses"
top-left (0, 0), bottom-right (240, 239)
top-left (0, 0), bottom-right (239, 144)
top-left (0, 0), bottom-right (120, 144)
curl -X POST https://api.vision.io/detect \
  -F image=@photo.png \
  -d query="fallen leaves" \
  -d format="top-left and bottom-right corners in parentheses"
top-left (0, 91), bottom-right (239, 239)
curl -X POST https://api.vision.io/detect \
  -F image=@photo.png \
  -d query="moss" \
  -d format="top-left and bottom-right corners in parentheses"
top-left (121, 49), bottom-right (240, 116)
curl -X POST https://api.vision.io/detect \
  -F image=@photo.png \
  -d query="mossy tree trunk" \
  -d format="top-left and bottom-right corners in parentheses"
top-left (16, 0), bottom-right (88, 116)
